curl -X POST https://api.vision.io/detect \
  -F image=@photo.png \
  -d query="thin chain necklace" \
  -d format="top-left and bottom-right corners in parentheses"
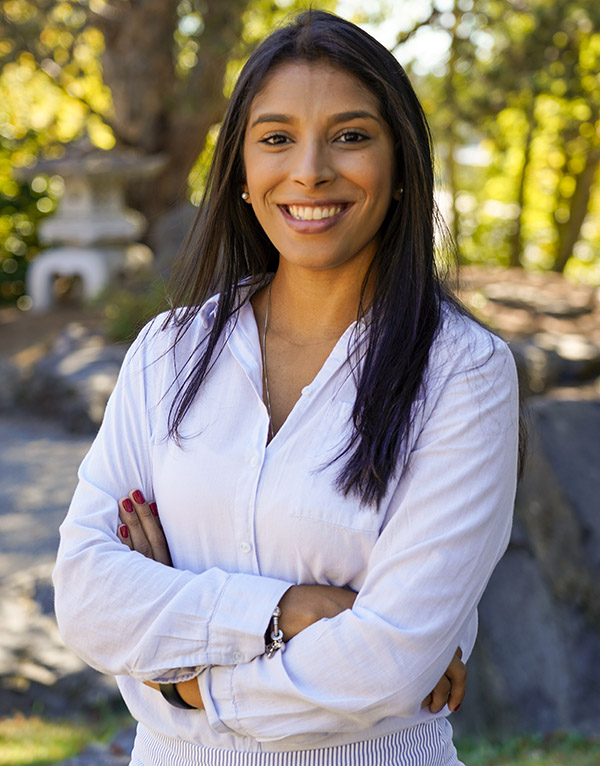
top-left (262, 281), bottom-right (274, 440)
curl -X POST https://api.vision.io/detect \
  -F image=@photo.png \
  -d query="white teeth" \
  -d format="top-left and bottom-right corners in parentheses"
top-left (287, 205), bottom-right (343, 221)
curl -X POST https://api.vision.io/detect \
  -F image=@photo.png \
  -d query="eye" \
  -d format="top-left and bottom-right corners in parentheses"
top-left (260, 133), bottom-right (290, 146)
top-left (337, 130), bottom-right (368, 144)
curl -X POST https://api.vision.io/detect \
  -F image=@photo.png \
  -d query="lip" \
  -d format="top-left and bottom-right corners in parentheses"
top-left (278, 202), bottom-right (352, 233)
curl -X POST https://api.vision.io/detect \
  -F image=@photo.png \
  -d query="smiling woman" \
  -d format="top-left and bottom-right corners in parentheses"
top-left (53, 10), bottom-right (519, 766)
top-left (242, 61), bottom-right (395, 280)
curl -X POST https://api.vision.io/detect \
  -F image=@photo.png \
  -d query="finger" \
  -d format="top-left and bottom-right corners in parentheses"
top-left (447, 656), bottom-right (467, 713)
top-left (421, 693), bottom-right (433, 709)
top-left (119, 497), bottom-right (154, 559)
top-left (429, 673), bottom-right (452, 714)
top-left (149, 501), bottom-right (164, 531)
top-left (128, 490), bottom-right (172, 566)
top-left (117, 523), bottom-right (133, 550)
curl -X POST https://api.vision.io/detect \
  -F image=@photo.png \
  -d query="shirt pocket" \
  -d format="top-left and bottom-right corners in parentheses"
top-left (289, 399), bottom-right (383, 536)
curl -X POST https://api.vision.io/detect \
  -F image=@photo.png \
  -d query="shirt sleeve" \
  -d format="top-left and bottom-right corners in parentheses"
top-left (199, 328), bottom-right (519, 740)
top-left (53, 318), bottom-right (292, 683)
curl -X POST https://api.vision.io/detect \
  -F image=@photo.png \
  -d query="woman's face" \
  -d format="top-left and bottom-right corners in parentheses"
top-left (243, 60), bottom-right (396, 278)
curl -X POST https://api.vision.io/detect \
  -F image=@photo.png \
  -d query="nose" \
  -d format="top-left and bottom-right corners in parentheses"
top-left (290, 138), bottom-right (335, 188)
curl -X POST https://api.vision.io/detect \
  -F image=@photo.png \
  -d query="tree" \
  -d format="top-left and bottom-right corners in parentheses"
top-left (0, 0), bottom-right (336, 302)
top-left (395, 0), bottom-right (600, 278)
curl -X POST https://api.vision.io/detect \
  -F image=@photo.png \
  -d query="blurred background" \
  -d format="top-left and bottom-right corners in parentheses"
top-left (0, 1), bottom-right (599, 764)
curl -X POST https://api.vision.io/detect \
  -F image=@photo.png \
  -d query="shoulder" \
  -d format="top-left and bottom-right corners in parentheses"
top-left (122, 298), bottom-right (221, 385)
top-left (131, 298), bottom-right (219, 359)
top-left (431, 301), bottom-right (514, 374)
top-left (423, 301), bottom-right (518, 411)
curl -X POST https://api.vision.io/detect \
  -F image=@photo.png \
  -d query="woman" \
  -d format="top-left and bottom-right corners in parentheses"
top-left (53, 10), bottom-right (519, 765)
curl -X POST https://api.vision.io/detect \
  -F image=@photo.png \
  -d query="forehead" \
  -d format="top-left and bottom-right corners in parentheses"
top-left (248, 60), bottom-right (382, 118)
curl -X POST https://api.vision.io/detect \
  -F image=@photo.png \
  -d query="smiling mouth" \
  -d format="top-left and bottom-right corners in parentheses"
top-left (284, 204), bottom-right (347, 221)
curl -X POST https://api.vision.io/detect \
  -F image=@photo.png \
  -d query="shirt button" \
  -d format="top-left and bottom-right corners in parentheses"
top-left (301, 386), bottom-right (312, 396)
top-left (232, 651), bottom-right (243, 663)
top-left (249, 454), bottom-right (259, 468)
top-left (240, 541), bottom-right (252, 554)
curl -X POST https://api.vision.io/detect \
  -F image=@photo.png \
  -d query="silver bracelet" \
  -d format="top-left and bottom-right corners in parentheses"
top-left (266, 605), bottom-right (285, 658)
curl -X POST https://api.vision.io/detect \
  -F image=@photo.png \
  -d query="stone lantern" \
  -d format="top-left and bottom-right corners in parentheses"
top-left (25, 140), bottom-right (166, 311)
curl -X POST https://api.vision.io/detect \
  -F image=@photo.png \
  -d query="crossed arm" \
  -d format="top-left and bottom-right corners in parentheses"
top-left (117, 489), bottom-right (467, 715)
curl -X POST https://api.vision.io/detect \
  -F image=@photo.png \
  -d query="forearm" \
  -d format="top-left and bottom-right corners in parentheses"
top-left (198, 344), bottom-right (518, 739)
top-left (54, 493), bottom-right (291, 680)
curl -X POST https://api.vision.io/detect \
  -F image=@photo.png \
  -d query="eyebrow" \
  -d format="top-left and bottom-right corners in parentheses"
top-left (249, 110), bottom-right (381, 128)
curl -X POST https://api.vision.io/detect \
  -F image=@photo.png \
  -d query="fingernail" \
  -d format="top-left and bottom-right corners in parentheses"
top-left (149, 502), bottom-right (158, 516)
top-left (119, 524), bottom-right (129, 539)
top-left (453, 703), bottom-right (462, 712)
top-left (133, 490), bottom-right (145, 504)
top-left (123, 498), bottom-right (134, 513)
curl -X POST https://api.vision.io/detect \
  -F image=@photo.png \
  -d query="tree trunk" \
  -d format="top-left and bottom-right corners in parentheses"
top-left (95, 0), bottom-right (180, 153)
top-left (554, 145), bottom-right (600, 272)
top-left (94, 0), bottom-right (250, 226)
top-left (443, 1), bottom-right (461, 247)
top-left (509, 102), bottom-right (535, 268)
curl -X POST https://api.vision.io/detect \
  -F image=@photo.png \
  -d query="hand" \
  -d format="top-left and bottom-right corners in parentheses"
top-left (117, 489), bottom-right (172, 566)
top-left (117, 493), bottom-right (203, 708)
top-left (277, 584), bottom-right (357, 640)
top-left (117, 499), bottom-right (465, 714)
top-left (421, 647), bottom-right (466, 714)
top-left (278, 587), bottom-right (466, 714)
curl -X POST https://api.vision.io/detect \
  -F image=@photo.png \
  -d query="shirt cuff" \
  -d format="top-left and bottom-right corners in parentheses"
top-left (207, 573), bottom-right (292, 666)
top-left (199, 664), bottom-right (238, 735)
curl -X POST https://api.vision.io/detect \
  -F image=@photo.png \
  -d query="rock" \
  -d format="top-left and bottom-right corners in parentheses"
top-left (483, 281), bottom-right (595, 317)
top-left (23, 323), bottom-right (128, 433)
top-left (453, 397), bottom-right (600, 738)
top-left (148, 201), bottom-right (197, 276)
top-left (510, 339), bottom-right (563, 397)
top-left (519, 398), bottom-right (600, 618)
top-left (59, 728), bottom-right (136, 765)
top-left (510, 333), bottom-right (600, 398)
top-left (0, 564), bottom-right (124, 718)
top-left (0, 356), bottom-right (21, 409)
top-left (534, 331), bottom-right (600, 384)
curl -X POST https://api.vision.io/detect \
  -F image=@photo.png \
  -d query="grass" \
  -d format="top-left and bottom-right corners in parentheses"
top-left (457, 732), bottom-right (600, 765)
top-left (2, 716), bottom-right (600, 766)
top-left (0, 711), bottom-right (134, 766)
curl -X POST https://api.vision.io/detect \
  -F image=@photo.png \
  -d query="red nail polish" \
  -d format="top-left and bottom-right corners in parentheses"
top-left (119, 524), bottom-right (129, 538)
top-left (453, 703), bottom-right (462, 712)
top-left (123, 498), bottom-right (134, 513)
top-left (149, 502), bottom-right (158, 516)
top-left (133, 490), bottom-right (145, 504)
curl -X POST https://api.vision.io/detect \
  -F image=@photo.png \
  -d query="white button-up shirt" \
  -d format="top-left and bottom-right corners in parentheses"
top-left (54, 296), bottom-right (518, 756)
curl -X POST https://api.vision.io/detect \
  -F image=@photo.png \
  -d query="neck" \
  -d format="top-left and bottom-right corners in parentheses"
top-left (263, 263), bottom-right (371, 345)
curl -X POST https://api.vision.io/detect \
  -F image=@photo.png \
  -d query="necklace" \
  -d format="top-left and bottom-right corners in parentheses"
top-left (262, 281), bottom-right (274, 440)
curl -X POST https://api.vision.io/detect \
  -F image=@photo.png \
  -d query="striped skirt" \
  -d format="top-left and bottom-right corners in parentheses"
top-left (129, 720), bottom-right (464, 766)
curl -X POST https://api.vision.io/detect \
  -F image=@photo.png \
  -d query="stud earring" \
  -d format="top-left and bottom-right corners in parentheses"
top-left (241, 191), bottom-right (250, 201)
top-left (393, 187), bottom-right (404, 201)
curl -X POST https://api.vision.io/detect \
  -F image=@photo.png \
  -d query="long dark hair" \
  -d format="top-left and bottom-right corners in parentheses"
top-left (165, 10), bottom-right (454, 508)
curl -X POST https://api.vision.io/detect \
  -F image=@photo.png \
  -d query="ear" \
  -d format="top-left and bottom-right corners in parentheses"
top-left (392, 186), bottom-right (404, 201)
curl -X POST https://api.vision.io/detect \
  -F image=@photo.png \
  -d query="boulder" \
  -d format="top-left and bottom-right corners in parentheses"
top-left (23, 323), bottom-right (128, 433)
top-left (0, 356), bottom-right (21, 410)
top-left (510, 334), bottom-right (600, 398)
top-left (453, 397), bottom-right (600, 738)
top-left (0, 564), bottom-right (124, 718)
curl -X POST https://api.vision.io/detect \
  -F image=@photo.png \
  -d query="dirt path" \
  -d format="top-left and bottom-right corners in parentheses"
top-left (0, 414), bottom-right (91, 580)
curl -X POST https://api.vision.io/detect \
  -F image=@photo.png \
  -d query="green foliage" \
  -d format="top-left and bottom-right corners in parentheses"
top-left (403, 0), bottom-right (600, 280)
top-left (0, 710), bottom-right (132, 766)
top-left (3, 0), bottom-right (599, 303)
top-left (95, 278), bottom-right (170, 342)
top-left (0, 1), bottom-right (115, 304)
top-left (456, 731), bottom-right (600, 765)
